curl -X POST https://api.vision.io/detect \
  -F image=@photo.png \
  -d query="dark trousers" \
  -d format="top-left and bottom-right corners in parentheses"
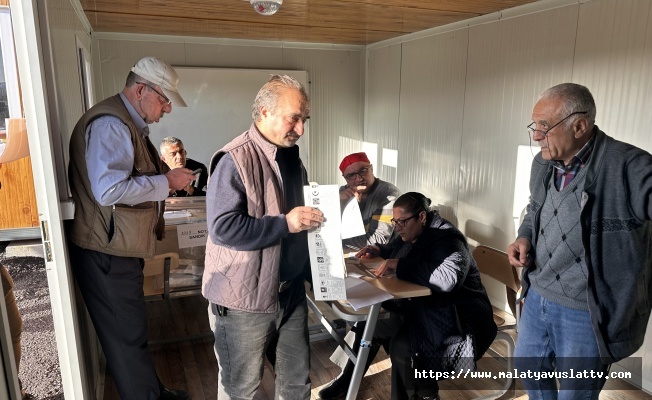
top-left (343, 314), bottom-right (439, 400)
top-left (69, 243), bottom-right (159, 400)
top-left (388, 324), bottom-right (439, 400)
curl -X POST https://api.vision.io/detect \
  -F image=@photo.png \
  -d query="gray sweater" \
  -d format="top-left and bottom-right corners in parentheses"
top-left (518, 127), bottom-right (652, 362)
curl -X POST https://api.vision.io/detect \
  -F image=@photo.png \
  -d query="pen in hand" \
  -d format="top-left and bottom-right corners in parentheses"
top-left (355, 245), bottom-right (379, 259)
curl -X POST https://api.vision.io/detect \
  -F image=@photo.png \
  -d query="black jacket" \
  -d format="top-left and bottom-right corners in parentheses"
top-left (379, 212), bottom-right (497, 366)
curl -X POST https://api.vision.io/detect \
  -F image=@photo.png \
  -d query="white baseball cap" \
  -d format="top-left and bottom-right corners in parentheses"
top-left (131, 57), bottom-right (187, 107)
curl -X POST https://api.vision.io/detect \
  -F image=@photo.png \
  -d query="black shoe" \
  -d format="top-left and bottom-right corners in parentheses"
top-left (160, 386), bottom-right (191, 400)
top-left (318, 374), bottom-right (350, 400)
top-left (411, 394), bottom-right (439, 400)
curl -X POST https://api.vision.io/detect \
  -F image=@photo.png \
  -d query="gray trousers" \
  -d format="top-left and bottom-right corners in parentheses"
top-left (208, 279), bottom-right (310, 400)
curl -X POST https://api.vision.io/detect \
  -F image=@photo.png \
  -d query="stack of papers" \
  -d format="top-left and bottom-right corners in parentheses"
top-left (344, 276), bottom-right (393, 311)
top-left (163, 210), bottom-right (192, 220)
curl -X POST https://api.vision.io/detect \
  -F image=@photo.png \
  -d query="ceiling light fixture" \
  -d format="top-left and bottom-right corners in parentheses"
top-left (250, 0), bottom-right (283, 16)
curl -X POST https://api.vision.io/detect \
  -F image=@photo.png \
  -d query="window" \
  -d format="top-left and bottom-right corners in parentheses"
top-left (76, 36), bottom-right (94, 112)
top-left (0, 7), bottom-right (20, 133)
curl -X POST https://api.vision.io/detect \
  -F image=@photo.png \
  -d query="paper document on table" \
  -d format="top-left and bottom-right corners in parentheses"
top-left (340, 197), bottom-right (366, 239)
top-left (346, 261), bottom-right (377, 279)
top-left (304, 183), bottom-right (347, 300)
top-left (164, 210), bottom-right (192, 219)
top-left (344, 276), bottom-right (393, 311)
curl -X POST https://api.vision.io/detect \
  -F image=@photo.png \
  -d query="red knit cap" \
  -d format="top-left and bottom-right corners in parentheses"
top-left (339, 152), bottom-right (370, 173)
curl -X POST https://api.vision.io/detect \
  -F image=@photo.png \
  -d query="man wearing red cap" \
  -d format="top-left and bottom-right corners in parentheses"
top-left (319, 152), bottom-right (401, 400)
top-left (338, 152), bottom-right (400, 250)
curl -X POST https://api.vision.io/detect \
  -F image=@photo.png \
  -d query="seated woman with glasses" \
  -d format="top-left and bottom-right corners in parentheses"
top-left (319, 192), bottom-right (496, 400)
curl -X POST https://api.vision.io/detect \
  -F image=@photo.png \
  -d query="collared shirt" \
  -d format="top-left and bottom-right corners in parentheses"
top-left (85, 92), bottom-right (169, 206)
top-left (552, 133), bottom-right (596, 190)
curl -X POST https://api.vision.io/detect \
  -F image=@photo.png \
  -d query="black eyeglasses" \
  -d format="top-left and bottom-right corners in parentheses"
top-left (139, 82), bottom-right (171, 106)
top-left (527, 111), bottom-right (587, 138)
top-left (343, 166), bottom-right (371, 181)
top-left (391, 214), bottom-right (419, 227)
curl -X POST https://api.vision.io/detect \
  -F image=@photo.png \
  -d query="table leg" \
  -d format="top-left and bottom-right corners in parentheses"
top-left (345, 303), bottom-right (381, 400)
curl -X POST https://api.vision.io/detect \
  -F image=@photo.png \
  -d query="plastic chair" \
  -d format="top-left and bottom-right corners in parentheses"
top-left (472, 245), bottom-right (521, 400)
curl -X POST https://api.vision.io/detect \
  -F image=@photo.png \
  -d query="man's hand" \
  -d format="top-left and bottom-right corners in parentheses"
top-left (507, 237), bottom-right (532, 267)
top-left (165, 168), bottom-right (195, 191)
top-left (286, 207), bottom-right (324, 233)
top-left (183, 182), bottom-right (195, 195)
top-left (339, 186), bottom-right (366, 202)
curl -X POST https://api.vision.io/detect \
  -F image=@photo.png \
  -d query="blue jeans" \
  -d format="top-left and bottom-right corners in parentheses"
top-left (514, 289), bottom-right (609, 400)
top-left (207, 279), bottom-right (310, 400)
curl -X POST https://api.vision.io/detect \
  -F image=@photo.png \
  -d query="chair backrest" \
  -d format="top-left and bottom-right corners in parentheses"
top-left (143, 252), bottom-right (180, 298)
top-left (473, 245), bottom-right (521, 319)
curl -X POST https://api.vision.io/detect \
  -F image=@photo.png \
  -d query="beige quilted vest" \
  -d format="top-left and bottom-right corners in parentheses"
top-left (202, 124), bottom-right (284, 313)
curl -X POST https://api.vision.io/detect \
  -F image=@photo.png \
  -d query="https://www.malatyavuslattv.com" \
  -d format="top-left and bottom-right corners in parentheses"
top-left (415, 368), bottom-right (632, 381)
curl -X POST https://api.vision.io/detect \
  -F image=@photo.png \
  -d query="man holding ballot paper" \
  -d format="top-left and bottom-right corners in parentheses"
top-left (203, 74), bottom-right (323, 400)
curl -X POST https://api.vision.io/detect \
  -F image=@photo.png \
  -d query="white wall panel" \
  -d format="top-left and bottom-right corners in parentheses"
top-left (366, 0), bottom-right (652, 390)
top-left (282, 48), bottom-right (365, 185)
top-left (38, 0), bottom-right (92, 199)
top-left (92, 37), bottom-right (364, 186)
top-left (396, 32), bottom-right (469, 224)
top-left (365, 44), bottom-right (402, 186)
top-left (573, 0), bottom-right (652, 152)
top-left (459, 6), bottom-right (578, 250)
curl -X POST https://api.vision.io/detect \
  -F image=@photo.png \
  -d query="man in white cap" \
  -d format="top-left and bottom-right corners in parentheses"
top-left (67, 56), bottom-right (194, 400)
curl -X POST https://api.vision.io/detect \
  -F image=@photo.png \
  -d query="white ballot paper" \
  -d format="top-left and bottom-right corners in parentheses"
top-left (344, 277), bottom-right (394, 311)
top-left (340, 197), bottom-right (366, 239)
top-left (304, 183), bottom-right (347, 300)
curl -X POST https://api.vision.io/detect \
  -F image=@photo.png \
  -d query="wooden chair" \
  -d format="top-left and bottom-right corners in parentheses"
top-left (143, 252), bottom-right (180, 301)
top-left (473, 245), bottom-right (521, 400)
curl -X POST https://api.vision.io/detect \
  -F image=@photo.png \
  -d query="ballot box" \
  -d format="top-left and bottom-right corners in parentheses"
top-left (156, 197), bottom-right (207, 288)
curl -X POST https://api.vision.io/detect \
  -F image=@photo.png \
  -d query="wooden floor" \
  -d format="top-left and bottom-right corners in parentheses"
top-left (102, 294), bottom-right (651, 400)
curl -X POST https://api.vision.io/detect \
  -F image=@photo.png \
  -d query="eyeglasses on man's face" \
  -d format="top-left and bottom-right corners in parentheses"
top-left (527, 111), bottom-right (587, 138)
top-left (391, 213), bottom-right (419, 227)
top-left (343, 166), bottom-right (371, 181)
top-left (139, 82), bottom-right (172, 106)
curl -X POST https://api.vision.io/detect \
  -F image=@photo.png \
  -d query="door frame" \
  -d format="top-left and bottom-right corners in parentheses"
top-left (11, 0), bottom-right (87, 398)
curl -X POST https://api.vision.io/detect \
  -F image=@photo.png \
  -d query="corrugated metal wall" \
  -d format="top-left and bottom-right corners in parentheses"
top-left (90, 38), bottom-right (365, 186)
top-left (366, 0), bottom-right (652, 390)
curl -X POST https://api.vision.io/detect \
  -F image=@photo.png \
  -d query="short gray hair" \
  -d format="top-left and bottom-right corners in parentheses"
top-left (251, 75), bottom-right (309, 121)
top-left (125, 71), bottom-right (153, 88)
top-left (540, 83), bottom-right (596, 129)
top-left (160, 136), bottom-right (183, 153)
